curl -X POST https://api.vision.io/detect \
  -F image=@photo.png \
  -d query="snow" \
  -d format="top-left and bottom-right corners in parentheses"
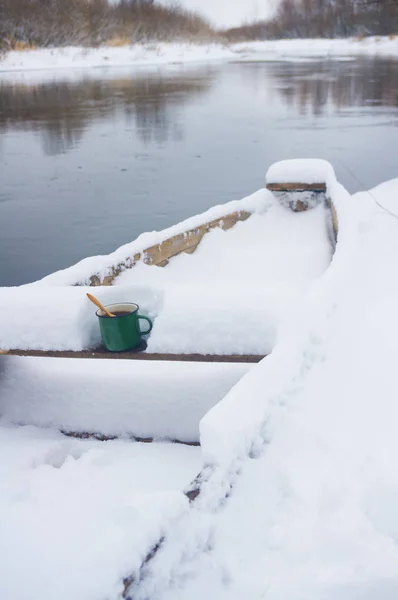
top-left (1, 37), bottom-right (398, 75)
top-left (0, 356), bottom-right (250, 442)
top-left (0, 284), bottom-right (161, 351)
top-left (0, 43), bottom-right (236, 75)
top-left (124, 178), bottom-right (398, 600)
top-left (266, 158), bottom-right (336, 186)
top-left (232, 36), bottom-right (398, 61)
top-left (0, 188), bottom-right (332, 354)
top-left (0, 423), bottom-right (201, 600)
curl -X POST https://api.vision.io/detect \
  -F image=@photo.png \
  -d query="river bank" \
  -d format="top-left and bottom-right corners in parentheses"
top-left (1, 36), bottom-right (398, 74)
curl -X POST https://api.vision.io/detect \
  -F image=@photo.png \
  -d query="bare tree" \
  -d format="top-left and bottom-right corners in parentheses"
top-left (0, 0), bottom-right (215, 49)
top-left (223, 0), bottom-right (398, 40)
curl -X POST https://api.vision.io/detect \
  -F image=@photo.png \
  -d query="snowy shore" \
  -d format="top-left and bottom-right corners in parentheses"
top-left (0, 36), bottom-right (398, 74)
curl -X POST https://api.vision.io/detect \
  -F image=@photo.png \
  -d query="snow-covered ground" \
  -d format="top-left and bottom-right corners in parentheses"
top-left (233, 36), bottom-right (398, 61)
top-left (1, 36), bottom-right (398, 75)
top-left (0, 43), bottom-right (235, 75)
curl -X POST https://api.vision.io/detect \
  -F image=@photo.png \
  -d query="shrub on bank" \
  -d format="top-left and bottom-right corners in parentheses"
top-left (0, 0), bottom-right (216, 50)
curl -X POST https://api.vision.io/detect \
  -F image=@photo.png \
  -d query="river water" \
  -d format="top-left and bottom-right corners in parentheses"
top-left (1, 57), bottom-right (398, 286)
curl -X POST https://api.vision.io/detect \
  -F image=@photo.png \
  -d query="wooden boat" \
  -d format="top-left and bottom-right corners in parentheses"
top-left (1, 159), bottom-right (339, 363)
top-left (0, 160), bottom-right (344, 597)
top-left (0, 158), bottom-right (341, 447)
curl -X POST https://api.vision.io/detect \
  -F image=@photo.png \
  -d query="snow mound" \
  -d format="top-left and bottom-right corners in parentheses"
top-left (0, 284), bottom-right (161, 351)
top-left (266, 158), bottom-right (336, 186)
top-left (0, 356), bottom-right (250, 442)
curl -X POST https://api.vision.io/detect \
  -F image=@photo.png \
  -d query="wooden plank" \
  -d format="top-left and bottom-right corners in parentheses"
top-left (88, 253), bottom-right (141, 287)
top-left (266, 182), bottom-right (327, 192)
top-left (145, 210), bottom-right (251, 266)
top-left (61, 430), bottom-right (200, 446)
top-left (143, 228), bottom-right (206, 266)
top-left (138, 210), bottom-right (252, 267)
top-left (330, 200), bottom-right (339, 239)
top-left (183, 244), bottom-right (199, 255)
top-left (6, 349), bottom-right (265, 364)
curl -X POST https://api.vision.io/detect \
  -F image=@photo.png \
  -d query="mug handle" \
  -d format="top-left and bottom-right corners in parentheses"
top-left (138, 315), bottom-right (153, 335)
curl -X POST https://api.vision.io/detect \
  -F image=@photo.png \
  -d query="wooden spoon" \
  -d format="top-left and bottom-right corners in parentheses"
top-left (86, 293), bottom-right (116, 318)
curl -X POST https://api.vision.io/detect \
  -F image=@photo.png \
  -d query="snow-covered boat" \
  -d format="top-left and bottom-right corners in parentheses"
top-left (0, 158), bottom-right (339, 444)
top-left (3, 158), bottom-right (398, 600)
top-left (0, 159), bottom-right (337, 360)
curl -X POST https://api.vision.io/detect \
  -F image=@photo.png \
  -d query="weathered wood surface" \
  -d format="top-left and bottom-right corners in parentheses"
top-left (330, 200), bottom-right (339, 240)
top-left (87, 209), bottom-right (251, 286)
top-left (266, 182), bottom-right (327, 192)
top-left (61, 430), bottom-right (200, 446)
top-left (4, 348), bottom-right (265, 364)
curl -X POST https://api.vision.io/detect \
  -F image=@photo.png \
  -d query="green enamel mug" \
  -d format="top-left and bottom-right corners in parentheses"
top-left (96, 302), bottom-right (153, 352)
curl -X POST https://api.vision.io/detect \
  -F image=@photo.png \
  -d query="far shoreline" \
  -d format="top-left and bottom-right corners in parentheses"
top-left (1, 36), bottom-right (398, 75)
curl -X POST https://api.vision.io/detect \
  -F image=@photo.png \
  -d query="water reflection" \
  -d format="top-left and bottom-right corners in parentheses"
top-left (266, 58), bottom-right (398, 115)
top-left (0, 69), bottom-right (214, 155)
top-left (1, 59), bottom-right (397, 158)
